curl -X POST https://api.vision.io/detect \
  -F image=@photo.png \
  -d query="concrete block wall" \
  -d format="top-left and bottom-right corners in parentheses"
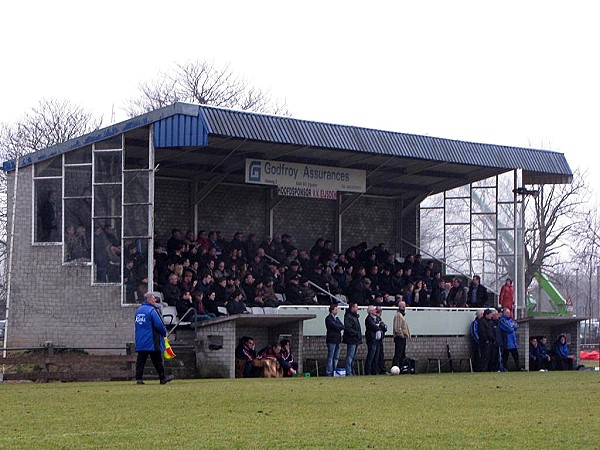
top-left (302, 334), bottom-right (473, 374)
top-left (155, 177), bottom-right (192, 239)
top-left (5, 167), bottom-right (133, 349)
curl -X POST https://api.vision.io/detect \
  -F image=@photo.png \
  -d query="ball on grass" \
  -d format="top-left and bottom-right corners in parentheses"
top-left (390, 365), bottom-right (400, 375)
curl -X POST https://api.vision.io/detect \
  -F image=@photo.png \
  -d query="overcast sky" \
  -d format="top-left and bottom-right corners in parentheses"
top-left (1, 1), bottom-right (598, 198)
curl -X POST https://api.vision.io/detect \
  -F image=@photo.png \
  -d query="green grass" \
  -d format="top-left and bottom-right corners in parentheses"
top-left (1, 372), bottom-right (599, 449)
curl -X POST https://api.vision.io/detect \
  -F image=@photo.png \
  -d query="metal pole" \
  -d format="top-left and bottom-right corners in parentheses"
top-left (3, 153), bottom-right (21, 379)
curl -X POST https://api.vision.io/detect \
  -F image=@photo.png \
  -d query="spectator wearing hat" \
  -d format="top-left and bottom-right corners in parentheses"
top-left (284, 274), bottom-right (304, 305)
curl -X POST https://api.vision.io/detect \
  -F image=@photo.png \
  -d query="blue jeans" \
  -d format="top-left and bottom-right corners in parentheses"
top-left (326, 343), bottom-right (340, 376)
top-left (345, 344), bottom-right (358, 376)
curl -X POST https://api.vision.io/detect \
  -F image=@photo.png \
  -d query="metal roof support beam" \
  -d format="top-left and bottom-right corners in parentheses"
top-left (193, 173), bottom-right (228, 205)
top-left (401, 193), bottom-right (431, 219)
top-left (266, 189), bottom-right (286, 238)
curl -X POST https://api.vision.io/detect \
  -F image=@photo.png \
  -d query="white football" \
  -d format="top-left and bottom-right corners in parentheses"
top-left (390, 365), bottom-right (400, 375)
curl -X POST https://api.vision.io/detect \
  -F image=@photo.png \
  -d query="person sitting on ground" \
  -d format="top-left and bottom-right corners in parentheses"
top-left (529, 336), bottom-right (542, 371)
top-left (235, 336), bottom-right (261, 378)
top-left (553, 334), bottom-right (575, 370)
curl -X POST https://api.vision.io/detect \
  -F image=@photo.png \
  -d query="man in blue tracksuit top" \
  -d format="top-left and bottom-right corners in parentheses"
top-left (135, 292), bottom-right (174, 385)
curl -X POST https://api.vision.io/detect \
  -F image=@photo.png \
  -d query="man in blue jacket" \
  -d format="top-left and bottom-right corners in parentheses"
top-left (135, 292), bottom-right (174, 385)
top-left (498, 308), bottom-right (520, 371)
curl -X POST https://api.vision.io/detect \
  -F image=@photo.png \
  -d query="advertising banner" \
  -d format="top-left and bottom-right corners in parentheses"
top-left (245, 159), bottom-right (366, 196)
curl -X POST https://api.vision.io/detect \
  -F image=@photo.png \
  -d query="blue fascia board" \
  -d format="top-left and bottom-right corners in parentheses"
top-left (2, 102), bottom-right (200, 172)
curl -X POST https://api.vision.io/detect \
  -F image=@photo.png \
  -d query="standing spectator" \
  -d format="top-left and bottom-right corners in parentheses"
top-left (499, 278), bottom-right (515, 318)
top-left (375, 306), bottom-right (388, 374)
top-left (468, 275), bottom-right (489, 308)
top-left (39, 189), bottom-right (59, 242)
top-left (498, 308), bottom-right (520, 370)
top-left (325, 304), bottom-right (345, 377)
top-left (364, 305), bottom-right (383, 375)
top-left (478, 309), bottom-right (495, 371)
top-left (470, 310), bottom-right (484, 371)
top-left (343, 302), bottom-right (362, 376)
top-left (392, 301), bottom-right (411, 368)
top-left (553, 335), bottom-right (575, 370)
top-left (134, 292), bottom-right (174, 385)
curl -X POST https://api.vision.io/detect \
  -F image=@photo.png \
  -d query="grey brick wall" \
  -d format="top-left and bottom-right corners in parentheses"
top-left (5, 167), bottom-right (134, 349)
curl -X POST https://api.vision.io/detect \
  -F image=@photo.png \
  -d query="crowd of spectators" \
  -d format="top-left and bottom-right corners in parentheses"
top-left (141, 228), bottom-right (495, 319)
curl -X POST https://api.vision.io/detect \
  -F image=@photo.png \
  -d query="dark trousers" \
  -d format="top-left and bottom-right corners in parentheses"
top-left (378, 340), bottom-right (386, 374)
top-left (479, 341), bottom-right (492, 372)
top-left (392, 336), bottom-right (407, 367)
top-left (470, 340), bottom-right (481, 371)
top-left (136, 351), bottom-right (165, 381)
top-left (502, 348), bottom-right (520, 370)
top-left (365, 340), bottom-right (380, 375)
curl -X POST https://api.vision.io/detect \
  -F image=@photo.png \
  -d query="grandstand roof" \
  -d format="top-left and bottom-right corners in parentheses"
top-left (3, 102), bottom-right (572, 201)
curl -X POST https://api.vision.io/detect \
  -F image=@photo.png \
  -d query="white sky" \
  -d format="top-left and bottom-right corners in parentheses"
top-left (1, 1), bottom-right (598, 197)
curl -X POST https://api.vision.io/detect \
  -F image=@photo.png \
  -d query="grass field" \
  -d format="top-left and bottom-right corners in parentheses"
top-left (1, 371), bottom-right (599, 449)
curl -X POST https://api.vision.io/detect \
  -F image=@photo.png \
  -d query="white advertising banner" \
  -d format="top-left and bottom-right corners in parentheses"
top-left (245, 159), bottom-right (366, 196)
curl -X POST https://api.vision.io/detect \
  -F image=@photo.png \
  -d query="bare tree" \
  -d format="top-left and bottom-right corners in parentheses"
top-left (523, 169), bottom-right (590, 289)
top-left (125, 60), bottom-right (289, 117)
top-left (0, 99), bottom-right (101, 311)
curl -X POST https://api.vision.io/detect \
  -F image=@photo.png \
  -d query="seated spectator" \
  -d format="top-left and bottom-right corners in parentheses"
top-left (201, 289), bottom-right (224, 316)
top-left (299, 277), bottom-right (318, 304)
top-left (179, 270), bottom-right (196, 295)
top-left (412, 280), bottom-right (429, 307)
top-left (447, 278), bottom-right (467, 307)
top-left (402, 283), bottom-right (414, 307)
top-left (162, 273), bottom-right (182, 306)
top-left (213, 260), bottom-right (230, 280)
top-left (284, 274), bottom-right (304, 305)
top-left (332, 264), bottom-right (349, 294)
top-left (261, 277), bottom-right (280, 307)
top-left (529, 336), bottom-right (542, 371)
top-left (538, 336), bottom-right (552, 370)
top-left (176, 291), bottom-right (216, 322)
top-left (227, 289), bottom-right (249, 315)
top-left (279, 339), bottom-right (298, 377)
top-left (553, 334), bottom-right (575, 370)
top-left (235, 336), bottom-right (261, 378)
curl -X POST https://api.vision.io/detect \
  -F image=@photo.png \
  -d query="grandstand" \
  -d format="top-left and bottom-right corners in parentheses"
top-left (1, 103), bottom-right (580, 378)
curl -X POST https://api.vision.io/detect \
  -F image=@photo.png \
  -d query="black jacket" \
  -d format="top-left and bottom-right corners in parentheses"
top-left (478, 317), bottom-right (495, 344)
top-left (342, 310), bottom-right (362, 345)
top-left (325, 313), bottom-right (345, 344)
top-left (365, 314), bottom-right (383, 342)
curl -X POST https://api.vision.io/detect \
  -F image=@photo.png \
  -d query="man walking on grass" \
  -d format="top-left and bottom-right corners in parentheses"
top-left (134, 292), bottom-right (174, 385)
